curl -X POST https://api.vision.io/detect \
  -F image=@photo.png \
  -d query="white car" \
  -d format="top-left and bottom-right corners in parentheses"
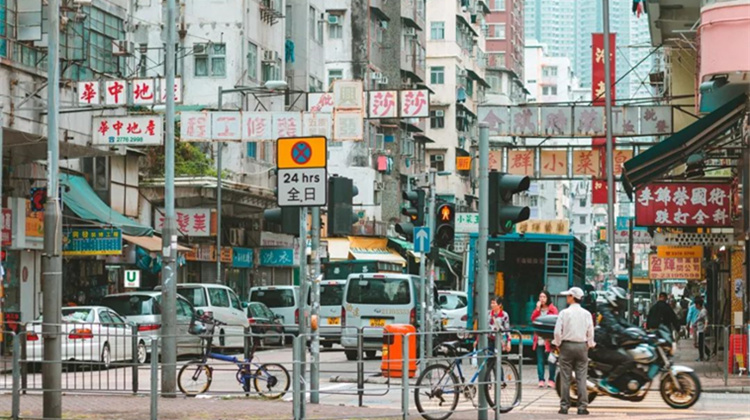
top-left (25, 306), bottom-right (134, 368)
top-left (439, 291), bottom-right (468, 332)
top-left (249, 286), bottom-right (300, 335)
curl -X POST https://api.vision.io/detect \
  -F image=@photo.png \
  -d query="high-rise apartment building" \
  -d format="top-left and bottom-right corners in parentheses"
top-left (484, 0), bottom-right (526, 106)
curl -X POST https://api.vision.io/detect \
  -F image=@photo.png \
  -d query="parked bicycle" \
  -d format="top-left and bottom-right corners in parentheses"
top-left (177, 311), bottom-right (290, 398)
top-left (415, 338), bottom-right (520, 420)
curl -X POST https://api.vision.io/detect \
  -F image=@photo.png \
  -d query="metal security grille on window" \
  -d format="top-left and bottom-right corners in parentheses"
top-left (194, 43), bottom-right (226, 77)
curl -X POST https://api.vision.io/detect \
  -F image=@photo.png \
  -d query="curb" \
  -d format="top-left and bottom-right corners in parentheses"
top-left (703, 387), bottom-right (750, 394)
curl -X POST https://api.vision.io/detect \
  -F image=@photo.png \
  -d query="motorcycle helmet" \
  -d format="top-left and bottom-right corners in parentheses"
top-left (604, 286), bottom-right (628, 310)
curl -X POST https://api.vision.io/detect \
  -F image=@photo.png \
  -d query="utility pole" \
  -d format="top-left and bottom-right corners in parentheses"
top-left (310, 206), bottom-right (321, 404)
top-left (297, 206), bottom-right (308, 415)
top-left (418, 215), bottom-right (427, 363)
top-left (627, 219), bottom-right (635, 323)
top-left (426, 169), bottom-right (437, 359)
top-left (476, 123), bottom-right (490, 420)
top-left (160, 0), bottom-right (178, 397)
top-left (602, 0), bottom-right (617, 285)
top-left (216, 87), bottom-right (223, 284)
top-left (42, 0), bottom-right (62, 417)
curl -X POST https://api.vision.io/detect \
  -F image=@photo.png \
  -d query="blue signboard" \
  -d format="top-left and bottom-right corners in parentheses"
top-left (414, 227), bottom-right (431, 253)
top-left (63, 228), bottom-right (122, 256)
top-left (616, 216), bottom-right (647, 232)
top-left (259, 248), bottom-right (294, 267)
top-left (232, 247), bottom-right (254, 268)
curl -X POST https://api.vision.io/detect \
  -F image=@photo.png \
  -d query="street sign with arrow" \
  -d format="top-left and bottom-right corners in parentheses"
top-left (414, 226), bottom-right (431, 254)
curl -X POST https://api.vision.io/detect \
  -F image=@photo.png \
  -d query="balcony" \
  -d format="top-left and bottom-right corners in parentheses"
top-left (645, 0), bottom-right (701, 46)
top-left (699, 1), bottom-right (750, 85)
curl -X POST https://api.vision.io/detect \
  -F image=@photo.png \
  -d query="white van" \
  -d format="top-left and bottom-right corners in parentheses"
top-left (341, 273), bottom-right (440, 361)
top-left (154, 283), bottom-right (248, 348)
top-left (308, 280), bottom-right (347, 348)
top-left (249, 286), bottom-right (300, 335)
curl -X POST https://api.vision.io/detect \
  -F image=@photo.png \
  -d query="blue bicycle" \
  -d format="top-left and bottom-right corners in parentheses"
top-left (177, 313), bottom-right (290, 398)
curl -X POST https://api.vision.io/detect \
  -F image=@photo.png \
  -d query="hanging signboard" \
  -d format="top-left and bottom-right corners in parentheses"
top-left (154, 208), bottom-right (212, 237)
top-left (635, 183), bottom-right (732, 227)
top-left (62, 228), bottom-right (123, 256)
top-left (516, 219), bottom-right (570, 235)
top-left (368, 91), bottom-right (398, 119)
top-left (93, 116), bottom-right (164, 146)
top-left (649, 255), bottom-right (702, 280)
top-left (400, 90), bottom-right (430, 118)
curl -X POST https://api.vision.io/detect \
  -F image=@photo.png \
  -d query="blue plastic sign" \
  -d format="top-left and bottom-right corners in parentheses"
top-left (232, 247), bottom-right (254, 268)
top-left (414, 227), bottom-right (431, 254)
top-left (259, 248), bottom-right (294, 267)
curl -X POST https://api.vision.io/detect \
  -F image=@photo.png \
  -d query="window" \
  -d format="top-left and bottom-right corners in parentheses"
top-left (328, 13), bottom-right (343, 39)
top-left (430, 66), bottom-right (445, 84)
top-left (229, 291), bottom-right (242, 311)
top-left (542, 86), bottom-right (558, 95)
top-left (346, 277), bottom-right (411, 305)
top-left (251, 289), bottom-right (296, 308)
top-left (98, 310), bottom-right (114, 325)
top-left (286, 5), bottom-right (293, 38)
top-left (328, 69), bottom-right (343, 89)
top-left (491, 0), bottom-right (505, 11)
top-left (262, 57), bottom-right (281, 82)
top-left (194, 43), bottom-right (226, 77)
top-left (488, 24), bottom-right (506, 39)
top-left (247, 42), bottom-right (258, 80)
top-left (530, 196), bottom-right (538, 207)
top-left (177, 287), bottom-right (208, 307)
top-left (101, 295), bottom-right (159, 316)
top-left (430, 154), bottom-right (445, 171)
top-left (579, 198), bottom-right (586, 207)
top-left (438, 294), bottom-right (467, 310)
top-left (208, 288), bottom-right (230, 308)
top-left (317, 14), bottom-right (324, 43)
top-left (247, 142), bottom-right (257, 159)
top-left (579, 216), bottom-right (587, 225)
top-left (309, 6), bottom-right (316, 40)
top-left (176, 299), bottom-right (192, 318)
top-left (430, 21), bottom-right (445, 40)
top-left (309, 76), bottom-right (323, 92)
top-left (542, 66), bottom-right (558, 77)
top-left (319, 283), bottom-right (345, 306)
top-left (489, 52), bottom-right (505, 68)
top-left (430, 110), bottom-right (445, 129)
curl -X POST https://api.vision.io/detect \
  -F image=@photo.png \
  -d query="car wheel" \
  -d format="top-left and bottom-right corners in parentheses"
top-left (364, 350), bottom-right (377, 360)
top-left (322, 342), bottom-right (333, 349)
top-left (137, 341), bottom-right (148, 364)
top-left (345, 350), bottom-right (358, 361)
top-left (101, 343), bottom-right (112, 369)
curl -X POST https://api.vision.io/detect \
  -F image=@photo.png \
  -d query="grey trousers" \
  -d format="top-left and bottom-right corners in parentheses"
top-left (559, 341), bottom-right (589, 410)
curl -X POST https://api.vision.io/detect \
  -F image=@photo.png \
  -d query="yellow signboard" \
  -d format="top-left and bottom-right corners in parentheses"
top-left (456, 156), bottom-right (471, 171)
top-left (516, 219), bottom-right (570, 235)
top-left (277, 136), bottom-right (327, 169)
top-left (657, 246), bottom-right (703, 259)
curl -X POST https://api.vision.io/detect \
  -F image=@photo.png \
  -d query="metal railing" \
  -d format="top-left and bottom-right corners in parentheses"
top-left (691, 324), bottom-right (750, 386)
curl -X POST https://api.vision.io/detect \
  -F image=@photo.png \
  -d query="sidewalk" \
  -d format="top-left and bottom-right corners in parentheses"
top-left (673, 334), bottom-right (750, 393)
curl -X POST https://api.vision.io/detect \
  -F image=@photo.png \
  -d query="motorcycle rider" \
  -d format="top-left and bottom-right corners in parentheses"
top-left (590, 286), bottom-right (637, 394)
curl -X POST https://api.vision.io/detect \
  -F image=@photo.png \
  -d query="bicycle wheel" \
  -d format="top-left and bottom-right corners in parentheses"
top-left (178, 360), bottom-right (212, 396)
top-left (483, 359), bottom-right (520, 413)
top-left (253, 363), bottom-right (290, 399)
top-left (414, 363), bottom-right (460, 420)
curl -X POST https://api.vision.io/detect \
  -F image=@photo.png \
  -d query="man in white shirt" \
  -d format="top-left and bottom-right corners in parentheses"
top-left (553, 287), bottom-right (595, 415)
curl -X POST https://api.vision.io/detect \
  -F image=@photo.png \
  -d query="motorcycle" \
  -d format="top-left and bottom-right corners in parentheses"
top-left (533, 315), bottom-right (702, 409)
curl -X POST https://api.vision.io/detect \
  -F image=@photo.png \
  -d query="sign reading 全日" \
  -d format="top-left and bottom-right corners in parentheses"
top-left (276, 136), bottom-right (327, 207)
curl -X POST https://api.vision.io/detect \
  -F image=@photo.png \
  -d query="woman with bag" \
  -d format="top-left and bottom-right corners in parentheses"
top-left (531, 290), bottom-right (558, 388)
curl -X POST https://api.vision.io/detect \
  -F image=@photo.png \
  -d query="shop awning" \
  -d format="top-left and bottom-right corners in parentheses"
top-left (326, 237), bottom-right (351, 261)
top-left (122, 235), bottom-right (192, 253)
top-left (61, 174), bottom-right (153, 236)
top-left (348, 237), bottom-right (406, 265)
top-left (621, 94), bottom-right (747, 198)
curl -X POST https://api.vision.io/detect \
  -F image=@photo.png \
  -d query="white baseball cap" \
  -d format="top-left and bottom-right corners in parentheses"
top-left (561, 287), bottom-right (584, 300)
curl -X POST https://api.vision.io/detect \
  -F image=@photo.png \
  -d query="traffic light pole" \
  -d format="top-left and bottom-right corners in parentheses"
top-left (476, 123), bottom-right (490, 420)
top-left (426, 169), bottom-right (437, 359)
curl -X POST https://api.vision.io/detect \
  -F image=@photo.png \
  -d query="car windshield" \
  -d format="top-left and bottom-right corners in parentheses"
top-left (251, 289), bottom-right (295, 308)
top-left (102, 295), bottom-right (160, 316)
top-left (439, 294), bottom-right (467, 310)
top-left (177, 287), bottom-right (208, 307)
top-left (61, 308), bottom-right (95, 323)
top-left (248, 304), bottom-right (266, 318)
top-left (346, 277), bottom-right (411, 305)
top-left (320, 283), bottom-right (345, 306)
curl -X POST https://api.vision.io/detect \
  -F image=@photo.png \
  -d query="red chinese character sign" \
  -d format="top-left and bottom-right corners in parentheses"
top-left (160, 77), bottom-right (183, 103)
top-left (507, 150), bottom-right (534, 176)
top-left (591, 33), bottom-right (616, 106)
top-left (132, 79), bottom-right (156, 105)
top-left (308, 93), bottom-right (335, 113)
top-left (242, 113), bottom-right (273, 141)
top-left (93, 116), bottom-right (163, 145)
top-left (154, 208), bottom-right (212, 237)
top-left (636, 183), bottom-right (732, 227)
top-left (400, 90), bottom-right (429, 118)
top-left (572, 150), bottom-right (600, 176)
top-left (211, 112), bottom-right (242, 140)
top-left (272, 113), bottom-right (303, 139)
top-left (78, 81), bottom-right (100, 106)
top-left (104, 80), bottom-right (126, 105)
top-left (591, 179), bottom-right (610, 204)
top-left (180, 111), bottom-right (211, 141)
top-left (540, 150), bottom-right (567, 176)
top-left (649, 255), bottom-right (701, 280)
top-left (368, 91), bottom-right (398, 118)
top-left (302, 113), bottom-right (332, 138)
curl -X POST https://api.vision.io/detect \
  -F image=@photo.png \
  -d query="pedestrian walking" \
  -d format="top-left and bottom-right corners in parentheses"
top-left (646, 292), bottom-right (679, 332)
top-left (531, 290), bottom-right (558, 388)
top-left (687, 298), bottom-right (699, 345)
top-left (488, 297), bottom-right (512, 353)
top-left (553, 287), bottom-right (595, 415)
top-left (694, 298), bottom-right (711, 361)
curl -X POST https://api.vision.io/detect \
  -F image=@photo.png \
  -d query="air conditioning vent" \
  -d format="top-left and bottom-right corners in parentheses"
top-left (434, 154), bottom-right (445, 162)
top-left (435, 110), bottom-right (445, 117)
top-left (262, 50), bottom-right (278, 62)
top-left (405, 27), bottom-right (417, 36)
top-left (327, 14), bottom-right (340, 25)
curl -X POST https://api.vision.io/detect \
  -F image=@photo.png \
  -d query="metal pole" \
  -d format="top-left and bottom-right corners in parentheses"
top-left (627, 219), bottom-right (635, 323)
top-left (292, 335), bottom-right (302, 420)
top-left (160, 0), bottom-right (178, 397)
top-left (150, 339), bottom-right (159, 420)
top-left (419, 250), bottom-right (426, 364)
top-left (426, 169), bottom-right (437, 358)
top-left (216, 87), bottom-right (223, 284)
top-left (42, 0), bottom-right (62, 416)
top-left (298, 206), bottom-right (308, 413)
top-left (12, 332), bottom-right (20, 420)
top-left (477, 123), bottom-right (490, 420)
top-left (602, 0), bottom-right (616, 285)
top-left (401, 333), bottom-right (410, 420)
top-left (310, 206), bottom-right (321, 404)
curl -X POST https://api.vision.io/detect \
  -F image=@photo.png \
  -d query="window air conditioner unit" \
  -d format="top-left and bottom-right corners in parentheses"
top-left (112, 40), bottom-right (134, 56)
top-left (405, 27), bottom-right (417, 36)
top-left (435, 110), bottom-right (445, 117)
top-left (263, 50), bottom-right (276, 62)
top-left (459, 69), bottom-right (468, 77)
top-left (327, 14), bottom-right (340, 24)
top-left (435, 154), bottom-right (445, 162)
top-left (371, 72), bottom-right (383, 80)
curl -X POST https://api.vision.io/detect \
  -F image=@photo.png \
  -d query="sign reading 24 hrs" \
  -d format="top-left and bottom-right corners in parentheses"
top-left (276, 136), bottom-right (327, 207)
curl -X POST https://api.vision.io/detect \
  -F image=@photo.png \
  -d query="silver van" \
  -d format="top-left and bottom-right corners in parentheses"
top-left (341, 273), bottom-right (440, 361)
top-left (249, 286), bottom-right (300, 336)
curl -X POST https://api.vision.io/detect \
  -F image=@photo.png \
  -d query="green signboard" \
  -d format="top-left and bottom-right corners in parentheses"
top-left (63, 228), bottom-right (123, 256)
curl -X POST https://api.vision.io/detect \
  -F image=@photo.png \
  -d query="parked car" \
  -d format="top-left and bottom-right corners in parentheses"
top-left (246, 301), bottom-right (284, 347)
top-left (249, 286), bottom-right (300, 336)
top-left (101, 291), bottom-right (202, 363)
top-left (439, 290), bottom-right (468, 333)
top-left (25, 307), bottom-right (134, 368)
top-left (312, 280), bottom-right (347, 348)
top-left (154, 283), bottom-right (249, 349)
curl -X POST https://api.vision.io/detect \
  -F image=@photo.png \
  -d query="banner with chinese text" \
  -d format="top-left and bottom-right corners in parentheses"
top-left (649, 255), bottom-right (702, 280)
top-left (635, 183), bottom-right (732, 227)
top-left (154, 208), bottom-right (213, 236)
top-left (62, 228), bottom-right (122, 256)
top-left (93, 116), bottom-right (163, 146)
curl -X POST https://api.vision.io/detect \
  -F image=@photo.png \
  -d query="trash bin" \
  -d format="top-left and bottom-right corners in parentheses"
top-left (381, 324), bottom-right (417, 378)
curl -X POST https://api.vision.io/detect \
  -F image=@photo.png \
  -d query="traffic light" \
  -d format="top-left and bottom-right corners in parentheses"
top-left (489, 171), bottom-right (531, 235)
top-left (328, 176), bottom-right (359, 236)
top-left (435, 202), bottom-right (455, 248)
top-left (263, 207), bottom-right (301, 236)
top-left (395, 189), bottom-right (425, 240)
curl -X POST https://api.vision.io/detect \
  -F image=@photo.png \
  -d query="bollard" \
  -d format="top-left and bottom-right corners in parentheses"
top-left (494, 333), bottom-right (501, 420)
top-left (132, 325), bottom-right (139, 394)
top-left (18, 325), bottom-right (27, 395)
top-left (401, 333), bottom-right (410, 420)
top-left (357, 329), bottom-right (364, 407)
top-left (292, 335), bottom-right (302, 420)
top-left (12, 333), bottom-right (20, 420)
top-left (243, 327), bottom-right (251, 362)
top-left (150, 339), bottom-right (158, 420)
